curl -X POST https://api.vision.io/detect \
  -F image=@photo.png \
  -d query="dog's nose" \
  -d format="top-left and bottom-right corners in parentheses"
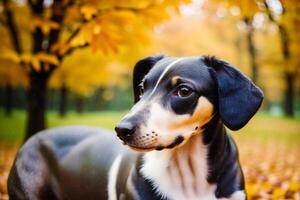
top-left (115, 122), bottom-right (136, 142)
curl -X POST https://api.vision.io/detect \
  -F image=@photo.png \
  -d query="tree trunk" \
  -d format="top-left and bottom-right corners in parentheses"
top-left (75, 96), bottom-right (84, 114)
top-left (59, 85), bottom-right (68, 117)
top-left (4, 83), bottom-right (13, 116)
top-left (278, 25), bottom-right (295, 117)
top-left (264, 1), bottom-right (295, 116)
top-left (25, 74), bottom-right (48, 140)
top-left (94, 88), bottom-right (105, 110)
top-left (244, 18), bottom-right (258, 83)
top-left (284, 73), bottom-right (295, 117)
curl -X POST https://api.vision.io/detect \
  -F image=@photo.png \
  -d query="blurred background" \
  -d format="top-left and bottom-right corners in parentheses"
top-left (0, 0), bottom-right (299, 199)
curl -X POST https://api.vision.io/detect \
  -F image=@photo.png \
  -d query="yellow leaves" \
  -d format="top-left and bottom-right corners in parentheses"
top-left (30, 17), bottom-right (60, 34)
top-left (68, 0), bottom-right (187, 54)
top-left (64, 6), bottom-right (81, 25)
top-left (235, 138), bottom-right (300, 200)
top-left (20, 53), bottom-right (59, 71)
top-left (107, 10), bottom-right (136, 25)
top-left (19, 53), bottom-right (42, 71)
top-left (70, 18), bottom-right (123, 53)
top-left (35, 53), bottom-right (59, 66)
top-left (1, 0), bottom-right (191, 91)
top-left (272, 188), bottom-right (286, 199)
top-left (70, 24), bottom-right (92, 47)
top-left (288, 181), bottom-right (300, 191)
top-left (49, 47), bottom-right (131, 96)
top-left (141, 6), bottom-right (170, 25)
top-left (0, 50), bottom-right (20, 63)
top-left (51, 42), bottom-right (70, 55)
top-left (0, 58), bottom-right (28, 87)
top-left (0, 50), bottom-right (59, 71)
top-left (238, 0), bottom-right (260, 18)
top-left (80, 5), bottom-right (98, 20)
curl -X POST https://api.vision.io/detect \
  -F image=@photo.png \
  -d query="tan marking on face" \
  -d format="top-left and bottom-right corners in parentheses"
top-left (131, 97), bottom-right (212, 150)
top-left (171, 76), bottom-right (181, 86)
top-left (170, 97), bottom-right (214, 130)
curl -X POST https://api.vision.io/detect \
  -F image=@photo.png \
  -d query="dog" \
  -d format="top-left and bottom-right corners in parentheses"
top-left (8, 55), bottom-right (263, 200)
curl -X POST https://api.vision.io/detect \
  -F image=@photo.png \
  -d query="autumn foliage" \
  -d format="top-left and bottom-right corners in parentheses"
top-left (0, 0), bottom-right (189, 138)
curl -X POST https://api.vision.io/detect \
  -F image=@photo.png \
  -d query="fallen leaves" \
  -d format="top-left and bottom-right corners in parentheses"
top-left (0, 144), bottom-right (18, 200)
top-left (237, 139), bottom-right (300, 199)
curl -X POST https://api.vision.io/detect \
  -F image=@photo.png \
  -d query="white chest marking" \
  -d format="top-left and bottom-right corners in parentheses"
top-left (140, 135), bottom-right (217, 200)
top-left (150, 58), bottom-right (185, 96)
top-left (108, 155), bottom-right (122, 200)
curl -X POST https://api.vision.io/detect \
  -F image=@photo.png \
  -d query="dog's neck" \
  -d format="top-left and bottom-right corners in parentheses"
top-left (140, 116), bottom-right (226, 200)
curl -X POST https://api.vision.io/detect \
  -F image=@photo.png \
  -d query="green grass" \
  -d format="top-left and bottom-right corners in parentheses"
top-left (0, 110), bottom-right (299, 144)
top-left (233, 113), bottom-right (300, 145)
top-left (0, 110), bottom-right (127, 143)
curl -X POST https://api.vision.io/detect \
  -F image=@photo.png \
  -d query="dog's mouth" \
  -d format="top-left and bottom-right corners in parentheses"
top-left (128, 145), bottom-right (156, 152)
top-left (120, 140), bottom-right (156, 152)
top-left (122, 135), bottom-right (185, 152)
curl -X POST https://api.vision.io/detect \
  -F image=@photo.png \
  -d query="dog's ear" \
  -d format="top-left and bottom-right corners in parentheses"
top-left (204, 56), bottom-right (264, 131)
top-left (133, 55), bottom-right (164, 103)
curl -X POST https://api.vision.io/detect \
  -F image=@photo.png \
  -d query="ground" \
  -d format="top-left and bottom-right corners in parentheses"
top-left (0, 111), bottom-right (299, 200)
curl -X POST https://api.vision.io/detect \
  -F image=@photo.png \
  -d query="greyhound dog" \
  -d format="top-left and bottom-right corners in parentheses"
top-left (8, 55), bottom-right (263, 200)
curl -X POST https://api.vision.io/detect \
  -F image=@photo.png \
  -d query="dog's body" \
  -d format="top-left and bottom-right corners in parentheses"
top-left (8, 56), bottom-right (263, 200)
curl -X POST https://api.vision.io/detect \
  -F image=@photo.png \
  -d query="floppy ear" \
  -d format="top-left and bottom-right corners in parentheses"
top-left (204, 56), bottom-right (264, 131)
top-left (133, 55), bottom-right (164, 103)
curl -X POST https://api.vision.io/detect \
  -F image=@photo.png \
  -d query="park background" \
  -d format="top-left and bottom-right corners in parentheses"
top-left (0, 0), bottom-right (299, 199)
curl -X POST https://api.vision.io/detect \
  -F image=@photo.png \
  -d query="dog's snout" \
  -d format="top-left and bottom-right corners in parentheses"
top-left (115, 122), bottom-right (136, 142)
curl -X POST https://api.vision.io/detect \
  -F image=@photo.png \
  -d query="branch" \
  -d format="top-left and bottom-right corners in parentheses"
top-left (27, 0), bottom-right (34, 8)
top-left (47, 0), bottom-right (66, 52)
top-left (263, 1), bottom-right (276, 23)
top-left (28, 0), bottom-right (44, 15)
top-left (59, 43), bottom-right (88, 60)
top-left (2, 0), bottom-right (22, 53)
top-left (48, 43), bottom-right (88, 76)
top-left (100, 4), bottom-right (156, 13)
top-left (263, 0), bottom-right (289, 59)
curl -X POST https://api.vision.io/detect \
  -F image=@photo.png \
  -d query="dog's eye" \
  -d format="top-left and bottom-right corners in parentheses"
top-left (175, 86), bottom-right (193, 97)
top-left (139, 86), bottom-right (144, 98)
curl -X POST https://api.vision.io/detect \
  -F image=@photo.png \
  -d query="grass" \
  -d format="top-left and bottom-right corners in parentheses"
top-left (0, 110), bottom-right (127, 143)
top-left (0, 109), bottom-right (299, 144)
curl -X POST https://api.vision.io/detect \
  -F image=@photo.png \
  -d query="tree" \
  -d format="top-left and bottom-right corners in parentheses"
top-left (263, 0), bottom-right (300, 116)
top-left (0, 0), bottom-right (188, 139)
top-left (209, 0), bottom-right (261, 83)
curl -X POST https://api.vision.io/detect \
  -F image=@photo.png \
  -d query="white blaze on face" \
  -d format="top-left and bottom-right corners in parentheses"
top-left (120, 58), bottom-right (183, 123)
top-left (141, 97), bottom-right (214, 147)
top-left (150, 58), bottom-right (185, 97)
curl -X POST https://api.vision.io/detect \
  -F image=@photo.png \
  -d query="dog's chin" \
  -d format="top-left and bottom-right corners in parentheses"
top-left (128, 145), bottom-right (156, 152)
top-left (118, 139), bottom-right (156, 152)
top-left (127, 138), bottom-right (186, 152)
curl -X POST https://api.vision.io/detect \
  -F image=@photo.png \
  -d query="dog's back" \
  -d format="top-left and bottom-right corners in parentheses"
top-left (8, 126), bottom-right (138, 200)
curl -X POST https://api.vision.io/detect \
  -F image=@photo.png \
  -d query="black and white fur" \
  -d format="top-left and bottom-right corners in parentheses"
top-left (7, 55), bottom-right (263, 200)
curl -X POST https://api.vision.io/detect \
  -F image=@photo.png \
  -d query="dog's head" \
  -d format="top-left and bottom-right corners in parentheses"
top-left (115, 55), bottom-right (263, 151)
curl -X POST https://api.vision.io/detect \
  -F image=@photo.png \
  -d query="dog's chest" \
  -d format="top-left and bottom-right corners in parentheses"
top-left (140, 135), bottom-right (217, 200)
